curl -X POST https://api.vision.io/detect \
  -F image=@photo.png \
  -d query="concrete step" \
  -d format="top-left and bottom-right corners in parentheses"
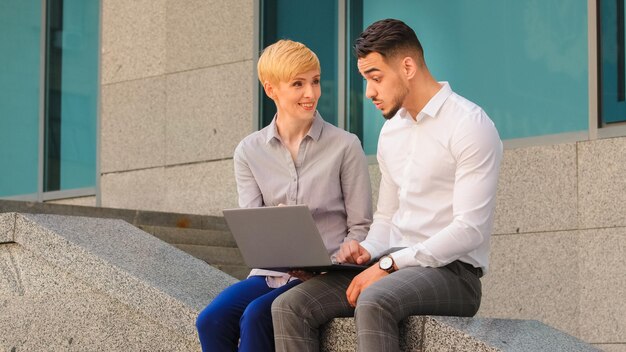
top-left (173, 244), bottom-right (246, 266)
top-left (211, 264), bottom-right (250, 281)
top-left (139, 225), bottom-right (236, 247)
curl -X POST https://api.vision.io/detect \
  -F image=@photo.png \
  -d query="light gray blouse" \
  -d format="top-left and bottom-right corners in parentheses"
top-left (233, 112), bottom-right (373, 281)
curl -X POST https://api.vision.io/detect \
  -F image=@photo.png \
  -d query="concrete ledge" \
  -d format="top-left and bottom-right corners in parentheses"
top-left (1, 212), bottom-right (237, 350)
top-left (0, 213), bottom-right (15, 243)
top-left (321, 316), bottom-right (601, 352)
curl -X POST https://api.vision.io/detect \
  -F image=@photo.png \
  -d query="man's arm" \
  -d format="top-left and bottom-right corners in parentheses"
top-left (391, 112), bottom-right (502, 269)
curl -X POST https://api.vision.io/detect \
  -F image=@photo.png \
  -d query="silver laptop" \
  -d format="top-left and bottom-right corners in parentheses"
top-left (222, 204), bottom-right (368, 272)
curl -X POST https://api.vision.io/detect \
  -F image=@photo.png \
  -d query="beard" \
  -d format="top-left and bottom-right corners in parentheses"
top-left (382, 84), bottom-right (409, 120)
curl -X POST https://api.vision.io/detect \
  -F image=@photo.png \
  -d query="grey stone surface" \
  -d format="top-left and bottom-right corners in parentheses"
top-left (101, 0), bottom-right (166, 84)
top-left (45, 196), bottom-right (97, 207)
top-left (164, 159), bottom-right (238, 216)
top-left (101, 167), bottom-right (167, 212)
top-left (479, 231), bottom-right (581, 337)
top-left (492, 143), bottom-right (577, 235)
top-left (140, 225), bottom-right (236, 247)
top-left (11, 213), bottom-right (237, 339)
top-left (320, 316), bottom-right (598, 352)
top-left (579, 227), bottom-right (626, 343)
top-left (596, 344), bottom-right (626, 352)
top-left (578, 137), bottom-right (626, 229)
top-left (0, 243), bottom-right (197, 351)
top-left (101, 76), bottom-right (167, 173)
top-left (165, 0), bottom-right (254, 73)
top-left (0, 213), bottom-right (15, 243)
top-left (165, 61), bottom-right (253, 165)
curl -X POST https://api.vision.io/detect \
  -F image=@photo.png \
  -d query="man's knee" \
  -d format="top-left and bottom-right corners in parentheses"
top-left (271, 287), bottom-right (301, 315)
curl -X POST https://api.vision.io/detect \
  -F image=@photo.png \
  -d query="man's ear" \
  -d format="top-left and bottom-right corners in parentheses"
top-left (402, 56), bottom-right (417, 80)
top-left (263, 81), bottom-right (275, 100)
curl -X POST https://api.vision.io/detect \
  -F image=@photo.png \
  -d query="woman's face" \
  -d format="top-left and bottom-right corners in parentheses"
top-left (272, 69), bottom-right (321, 123)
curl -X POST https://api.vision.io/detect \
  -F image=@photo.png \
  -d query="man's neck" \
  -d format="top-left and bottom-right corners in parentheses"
top-left (403, 71), bottom-right (442, 119)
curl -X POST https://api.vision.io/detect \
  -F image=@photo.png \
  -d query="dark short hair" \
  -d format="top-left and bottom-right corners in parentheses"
top-left (354, 19), bottom-right (423, 61)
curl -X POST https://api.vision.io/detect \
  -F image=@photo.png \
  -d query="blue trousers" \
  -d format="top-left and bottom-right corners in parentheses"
top-left (196, 276), bottom-right (301, 352)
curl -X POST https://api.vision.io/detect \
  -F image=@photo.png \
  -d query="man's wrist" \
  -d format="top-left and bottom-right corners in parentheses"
top-left (378, 255), bottom-right (397, 273)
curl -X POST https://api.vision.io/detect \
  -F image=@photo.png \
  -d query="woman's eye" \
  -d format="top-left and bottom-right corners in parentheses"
top-left (292, 81), bottom-right (302, 87)
top-left (313, 79), bottom-right (320, 85)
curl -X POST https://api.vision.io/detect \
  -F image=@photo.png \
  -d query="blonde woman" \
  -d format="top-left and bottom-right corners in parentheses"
top-left (195, 40), bottom-right (372, 352)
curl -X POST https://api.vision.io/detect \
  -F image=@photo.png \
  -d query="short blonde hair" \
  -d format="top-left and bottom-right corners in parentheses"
top-left (257, 39), bottom-right (320, 84)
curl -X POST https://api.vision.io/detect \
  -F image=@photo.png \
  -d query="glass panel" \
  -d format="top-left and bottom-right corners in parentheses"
top-left (260, 0), bottom-right (338, 127)
top-left (0, 1), bottom-right (42, 197)
top-left (600, 0), bottom-right (626, 124)
top-left (356, 0), bottom-right (588, 154)
top-left (44, 0), bottom-right (98, 191)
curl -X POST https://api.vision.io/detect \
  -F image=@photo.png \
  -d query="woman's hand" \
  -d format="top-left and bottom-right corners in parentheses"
top-left (288, 270), bottom-right (317, 282)
top-left (336, 240), bottom-right (371, 264)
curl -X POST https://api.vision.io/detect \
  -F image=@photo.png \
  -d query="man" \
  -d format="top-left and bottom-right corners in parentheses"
top-left (272, 19), bottom-right (502, 352)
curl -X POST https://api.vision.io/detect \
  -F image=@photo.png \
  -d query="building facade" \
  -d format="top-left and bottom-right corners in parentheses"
top-left (1, 0), bottom-right (625, 350)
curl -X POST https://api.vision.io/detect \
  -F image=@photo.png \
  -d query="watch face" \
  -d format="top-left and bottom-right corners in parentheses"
top-left (380, 256), bottom-right (393, 270)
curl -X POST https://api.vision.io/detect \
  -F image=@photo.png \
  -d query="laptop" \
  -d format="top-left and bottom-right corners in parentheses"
top-left (222, 204), bottom-right (369, 272)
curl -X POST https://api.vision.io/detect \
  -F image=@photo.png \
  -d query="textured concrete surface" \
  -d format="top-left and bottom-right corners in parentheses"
top-left (0, 213), bottom-right (14, 243)
top-left (101, 76), bottom-right (167, 173)
top-left (0, 243), bottom-right (197, 351)
top-left (4, 212), bottom-right (237, 344)
top-left (101, 167), bottom-right (167, 212)
top-left (165, 0), bottom-right (254, 73)
top-left (479, 231), bottom-right (581, 337)
top-left (579, 227), bottom-right (626, 343)
top-left (492, 143), bottom-right (577, 235)
top-left (320, 316), bottom-right (598, 352)
top-left (165, 61), bottom-right (253, 165)
top-left (45, 196), bottom-right (97, 207)
top-left (596, 344), bottom-right (626, 352)
top-left (164, 159), bottom-right (238, 216)
top-left (101, 0), bottom-right (166, 84)
top-left (578, 137), bottom-right (626, 229)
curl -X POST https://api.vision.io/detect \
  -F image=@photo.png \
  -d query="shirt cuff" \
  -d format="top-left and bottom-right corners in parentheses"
top-left (359, 241), bottom-right (382, 262)
top-left (391, 243), bottom-right (440, 269)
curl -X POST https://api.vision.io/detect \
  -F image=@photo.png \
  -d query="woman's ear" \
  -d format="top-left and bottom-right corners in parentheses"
top-left (263, 81), bottom-right (275, 100)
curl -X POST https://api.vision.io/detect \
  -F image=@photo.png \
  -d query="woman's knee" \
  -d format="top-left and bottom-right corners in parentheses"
top-left (196, 301), bottom-right (237, 336)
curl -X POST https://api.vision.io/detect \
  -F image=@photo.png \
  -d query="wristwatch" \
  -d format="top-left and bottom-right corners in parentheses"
top-left (378, 255), bottom-right (396, 273)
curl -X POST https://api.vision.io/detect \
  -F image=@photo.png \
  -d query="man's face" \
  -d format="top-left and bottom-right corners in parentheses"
top-left (357, 52), bottom-right (409, 119)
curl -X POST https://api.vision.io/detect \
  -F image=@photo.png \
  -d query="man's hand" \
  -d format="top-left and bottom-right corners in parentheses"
top-left (346, 264), bottom-right (389, 307)
top-left (336, 240), bottom-right (371, 264)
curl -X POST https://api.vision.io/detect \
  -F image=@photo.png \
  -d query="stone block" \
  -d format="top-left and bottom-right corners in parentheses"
top-left (320, 316), bottom-right (598, 352)
top-left (11, 213), bottom-right (237, 339)
top-left (165, 61), bottom-right (253, 165)
top-left (45, 196), bottom-right (97, 207)
top-left (0, 244), bottom-right (196, 351)
top-left (165, 0), bottom-right (254, 73)
top-left (578, 137), bottom-right (626, 228)
top-left (0, 213), bottom-right (15, 243)
top-left (101, 76), bottom-right (167, 173)
top-left (164, 160), bottom-right (238, 216)
top-left (492, 143), bottom-right (577, 235)
top-left (101, 0), bottom-right (166, 84)
top-left (579, 227), bottom-right (626, 343)
top-left (101, 167), bottom-right (167, 212)
top-left (479, 231), bottom-right (580, 337)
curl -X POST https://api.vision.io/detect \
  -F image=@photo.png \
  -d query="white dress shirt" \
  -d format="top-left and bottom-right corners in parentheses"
top-left (360, 82), bottom-right (502, 273)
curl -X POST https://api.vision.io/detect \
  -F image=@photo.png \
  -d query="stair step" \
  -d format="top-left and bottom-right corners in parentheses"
top-left (140, 225), bottom-right (236, 247)
top-left (211, 264), bottom-right (250, 280)
top-left (173, 244), bottom-right (245, 266)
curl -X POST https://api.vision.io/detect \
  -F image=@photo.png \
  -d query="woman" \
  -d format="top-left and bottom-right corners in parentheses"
top-left (195, 39), bottom-right (372, 352)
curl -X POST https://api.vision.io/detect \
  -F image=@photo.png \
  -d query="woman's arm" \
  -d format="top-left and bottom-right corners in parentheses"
top-left (340, 135), bottom-right (373, 242)
top-left (233, 142), bottom-right (263, 208)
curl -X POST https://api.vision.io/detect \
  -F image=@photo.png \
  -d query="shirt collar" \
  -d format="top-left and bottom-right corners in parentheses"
top-left (398, 81), bottom-right (453, 122)
top-left (265, 111), bottom-right (324, 144)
